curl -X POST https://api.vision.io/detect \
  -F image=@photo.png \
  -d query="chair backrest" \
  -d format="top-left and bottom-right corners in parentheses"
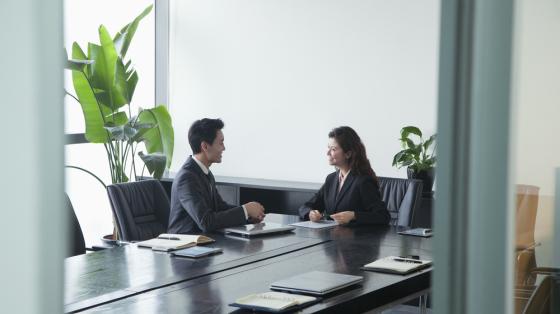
top-left (65, 193), bottom-right (86, 257)
top-left (516, 184), bottom-right (540, 249)
top-left (377, 176), bottom-right (423, 227)
top-left (523, 275), bottom-right (554, 314)
top-left (107, 180), bottom-right (171, 241)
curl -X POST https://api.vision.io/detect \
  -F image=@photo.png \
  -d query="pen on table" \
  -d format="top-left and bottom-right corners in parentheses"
top-left (158, 236), bottom-right (180, 240)
top-left (393, 257), bottom-right (422, 264)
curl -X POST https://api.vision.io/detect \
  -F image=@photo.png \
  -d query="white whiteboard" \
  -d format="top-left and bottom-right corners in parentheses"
top-left (168, 0), bottom-right (440, 183)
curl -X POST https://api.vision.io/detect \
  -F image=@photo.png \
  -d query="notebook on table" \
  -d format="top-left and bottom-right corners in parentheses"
top-left (229, 291), bottom-right (319, 313)
top-left (170, 246), bottom-right (222, 258)
top-left (136, 234), bottom-right (214, 252)
top-left (222, 222), bottom-right (295, 237)
top-left (361, 256), bottom-right (432, 275)
top-left (270, 271), bottom-right (363, 296)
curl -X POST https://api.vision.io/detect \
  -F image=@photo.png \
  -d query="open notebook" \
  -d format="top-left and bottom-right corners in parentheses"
top-left (136, 234), bottom-right (214, 252)
top-left (361, 256), bottom-right (432, 275)
top-left (230, 291), bottom-right (318, 313)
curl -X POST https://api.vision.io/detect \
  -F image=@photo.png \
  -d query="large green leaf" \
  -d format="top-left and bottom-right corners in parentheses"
top-left (423, 134), bottom-right (436, 151)
top-left (114, 57), bottom-right (130, 104)
top-left (113, 5), bottom-right (153, 58)
top-left (138, 151), bottom-right (166, 179)
top-left (404, 138), bottom-right (416, 150)
top-left (105, 111), bottom-right (128, 126)
top-left (137, 106), bottom-right (174, 168)
top-left (66, 59), bottom-right (94, 71)
top-left (114, 57), bottom-right (138, 104)
top-left (126, 69), bottom-right (138, 103)
top-left (88, 29), bottom-right (127, 110)
top-left (129, 122), bottom-right (154, 143)
top-left (71, 42), bottom-right (109, 143)
top-left (104, 125), bottom-right (125, 141)
top-left (400, 126), bottom-right (422, 139)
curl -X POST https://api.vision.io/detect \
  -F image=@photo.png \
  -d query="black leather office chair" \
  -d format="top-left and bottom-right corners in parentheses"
top-left (65, 193), bottom-right (86, 257)
top-left (377, 176), bottom-right (423, 227)
top-left (107, 180), bottom-right (170, 241)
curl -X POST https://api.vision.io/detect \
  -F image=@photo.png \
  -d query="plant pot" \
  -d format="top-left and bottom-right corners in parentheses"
top-left (407, 167), bottom-right (435, 196)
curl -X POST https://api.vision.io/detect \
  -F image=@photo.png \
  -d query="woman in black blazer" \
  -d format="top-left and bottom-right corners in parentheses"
top-left (299, 126), bottom-right (390, 225)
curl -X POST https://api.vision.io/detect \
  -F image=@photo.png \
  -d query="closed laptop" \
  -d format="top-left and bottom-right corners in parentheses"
top-left (222, 222), bottom-right (295, 236)
top-left (270, 271), bottom-right (363, 296)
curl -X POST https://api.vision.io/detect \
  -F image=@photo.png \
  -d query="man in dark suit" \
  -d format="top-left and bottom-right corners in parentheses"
top-left (168, 118), bottom-right (265, 234)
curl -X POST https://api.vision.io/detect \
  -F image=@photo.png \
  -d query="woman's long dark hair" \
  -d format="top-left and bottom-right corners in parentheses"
top-left (328, 126), bottom-right (379, 185)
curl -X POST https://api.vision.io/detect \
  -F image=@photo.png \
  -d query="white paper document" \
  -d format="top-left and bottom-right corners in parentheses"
top-left (290, 220), bottom-right (339, 229)
top-left (362, 256), bottom-right (432, 275)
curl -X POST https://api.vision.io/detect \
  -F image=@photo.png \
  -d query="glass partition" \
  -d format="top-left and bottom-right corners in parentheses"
top-left (511, 0), bottom-right (560, 312)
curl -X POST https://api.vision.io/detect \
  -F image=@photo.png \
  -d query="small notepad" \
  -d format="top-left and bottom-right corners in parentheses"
top-left (361, 256), bottom-right (432, 275)
top-left (171, 246), bottom-right (222, 258)
top-left (136, 234), bottom-right (214, 252)
top-left (230, 291), bottom-right (318, 313)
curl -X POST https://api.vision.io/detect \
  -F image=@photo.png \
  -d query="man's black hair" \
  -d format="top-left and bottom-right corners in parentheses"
top-left (188, 118), bottom-right (225, 154)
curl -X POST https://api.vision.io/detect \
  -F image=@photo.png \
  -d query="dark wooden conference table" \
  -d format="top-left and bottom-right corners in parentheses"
top-left (64, 214), bottom-right (432, 313)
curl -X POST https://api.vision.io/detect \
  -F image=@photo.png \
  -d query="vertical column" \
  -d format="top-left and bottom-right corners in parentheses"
top-left (433, 0), bottom-right (514, 313)
top-left (0, 0), bottom-right (64, 313)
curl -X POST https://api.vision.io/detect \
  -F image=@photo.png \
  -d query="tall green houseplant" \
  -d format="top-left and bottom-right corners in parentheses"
top-left (65, 5), bottom-right (173, 183)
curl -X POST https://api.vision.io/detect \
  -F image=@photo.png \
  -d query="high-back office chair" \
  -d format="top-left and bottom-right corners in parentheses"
top-left (518, 274), bottom-right (557, 314)
top-left (523, 275), bottom-right (554, 314)
top-left (515, 184), bottom-right (540, 285)
top-left (65, 193), bottom-right (86, 257)
top-left (107, 180), bottom-right (170, 241)
top-left (377, 177), bottom-right (423, 226)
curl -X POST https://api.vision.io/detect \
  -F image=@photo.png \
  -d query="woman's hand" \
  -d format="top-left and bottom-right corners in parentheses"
top-left (330, 211), bottom-right (355, 225)
top-left (309, 210), bottom-right (323, 222)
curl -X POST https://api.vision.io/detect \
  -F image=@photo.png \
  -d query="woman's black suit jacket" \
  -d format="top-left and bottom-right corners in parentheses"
top-left (299, 171), bottom-right (390, 225)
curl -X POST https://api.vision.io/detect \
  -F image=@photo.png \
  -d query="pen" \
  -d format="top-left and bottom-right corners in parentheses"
top-left (393, 257), bottom-right (422, 264)
top-left (158, 236), bottom-right (180, 240)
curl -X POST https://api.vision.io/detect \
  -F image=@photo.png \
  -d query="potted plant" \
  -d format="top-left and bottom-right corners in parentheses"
top-left (65, 5), bottom-right (173, 240)
top-left (392, 126), bottom-right (436, 195)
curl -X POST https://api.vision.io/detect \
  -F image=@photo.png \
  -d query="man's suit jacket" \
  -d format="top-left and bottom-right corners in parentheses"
top-left (168, 156), bottom-right (246, 234)
top-left (299, 171), bottom-right (390, 225)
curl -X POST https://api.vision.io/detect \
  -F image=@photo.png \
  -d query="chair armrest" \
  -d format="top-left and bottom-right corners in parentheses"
top-left (529, 267), bottom-right (560, 276)
top-left (524, 267), bottom-right (560, 285)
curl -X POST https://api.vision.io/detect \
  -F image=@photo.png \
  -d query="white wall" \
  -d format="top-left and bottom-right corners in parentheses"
top-left (169, 0), bottom-right (440, 183)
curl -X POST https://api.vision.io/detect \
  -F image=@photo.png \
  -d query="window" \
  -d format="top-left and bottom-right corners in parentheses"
top-left (64, 0), bottom-right (155, 246)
